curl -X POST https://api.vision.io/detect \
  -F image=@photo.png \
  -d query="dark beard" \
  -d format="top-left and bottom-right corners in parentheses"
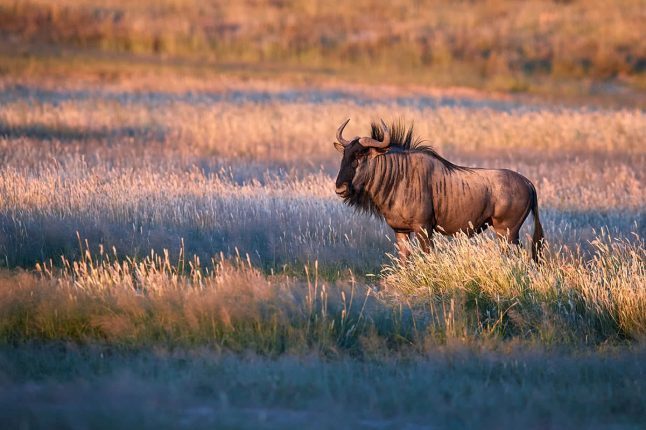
top-left (342, 187), bottom-right (382, 218)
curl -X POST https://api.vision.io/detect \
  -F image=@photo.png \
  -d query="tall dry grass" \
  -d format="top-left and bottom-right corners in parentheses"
top-left (0, 230), bottom-right (643, 348)
top-left (1, 244), bottom-right (377, 353)
top-left (1, 92), bottom-right (645, 160)
top-left (0, 93), bottom-right (643, 268)
top-left (381, 231), bottom-right (646, 343)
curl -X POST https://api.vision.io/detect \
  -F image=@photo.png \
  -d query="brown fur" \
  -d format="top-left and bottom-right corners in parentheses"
top-left (335, 121), bottom-right (545, 262)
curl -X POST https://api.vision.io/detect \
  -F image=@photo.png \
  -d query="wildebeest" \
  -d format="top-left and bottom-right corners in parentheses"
top-left (333, 119), bottom-right (544, 261)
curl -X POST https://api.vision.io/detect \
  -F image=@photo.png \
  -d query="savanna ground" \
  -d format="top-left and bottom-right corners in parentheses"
top-left (0, 1), bottom-right (645, 429)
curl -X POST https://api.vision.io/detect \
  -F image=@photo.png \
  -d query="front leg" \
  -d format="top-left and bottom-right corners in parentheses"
top-left (414, 227), bottom-right (434, 253)
top-left (395, 231), bottom-right (411, 262)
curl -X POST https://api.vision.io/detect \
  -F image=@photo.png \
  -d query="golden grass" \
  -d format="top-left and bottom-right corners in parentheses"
top-left (1, 97), bottom-right (644, 160)
top-left (0, 6), bottom-right (644, 422)
top-left (0, 230), bottom-right (643, 348)
top-left (1, 245), bottom-right (374, 353)
top-left (0, 94), bottom-right (643, 269)
top-left (381, 231), bottom-right (646, 343)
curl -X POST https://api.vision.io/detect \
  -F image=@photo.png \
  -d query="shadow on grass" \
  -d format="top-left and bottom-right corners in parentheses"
top-left (0, 120), bottom-right (165, 142)
top-left (0, 209), bottom-right (391, 277)
top-left (0, 84), bottom-right (526, 111)
top-left (0, 206), bottom-right (642, 277)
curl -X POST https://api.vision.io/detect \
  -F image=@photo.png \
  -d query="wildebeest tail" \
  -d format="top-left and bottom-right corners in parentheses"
top-left (529, 181), bottom-right (544, 262)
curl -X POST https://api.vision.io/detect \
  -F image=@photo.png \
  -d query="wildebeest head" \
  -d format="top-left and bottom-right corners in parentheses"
top-left (333, 118), bottom-right (391, 198)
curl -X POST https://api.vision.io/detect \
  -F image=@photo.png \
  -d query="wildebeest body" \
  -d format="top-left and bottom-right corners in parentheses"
top-left (334, 119), bottom-right (544, 261)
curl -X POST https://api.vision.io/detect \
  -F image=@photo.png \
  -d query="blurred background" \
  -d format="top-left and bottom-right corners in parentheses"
top-left (1, 0), bottom-right (645, 104)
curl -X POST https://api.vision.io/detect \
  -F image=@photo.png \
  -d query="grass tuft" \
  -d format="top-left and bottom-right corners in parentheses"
top-left (381, 231), bottom-right (646, 343)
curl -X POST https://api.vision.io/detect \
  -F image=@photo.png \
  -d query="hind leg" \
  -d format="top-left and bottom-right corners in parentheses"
top-left (492, 217), bottom-right (525, 259)
top-left (492, 196), bottom-right (533, 245)
top-left (491, 225), bottom-right (520, 260)
top-left (493, 225), bottom-right (520, 245)
top-left (470, 218), bottom-right (492, 237)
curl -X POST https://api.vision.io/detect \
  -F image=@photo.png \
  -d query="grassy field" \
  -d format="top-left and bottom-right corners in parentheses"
top-left (0, 87), bottom-right (643, 270)
top-left (0, 1), bottom-right (645, 428)
top-left (0, 80), bottom-right (644, 427)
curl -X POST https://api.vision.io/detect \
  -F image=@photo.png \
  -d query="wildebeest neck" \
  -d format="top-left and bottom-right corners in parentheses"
top-left (346, 151), bottom-right (436, 220)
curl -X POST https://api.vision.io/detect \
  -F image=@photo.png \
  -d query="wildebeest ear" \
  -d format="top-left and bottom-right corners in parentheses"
top-left (333, 142), bottom-right (345, 153)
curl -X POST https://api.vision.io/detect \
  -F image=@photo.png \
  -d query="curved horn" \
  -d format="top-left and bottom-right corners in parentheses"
top-left (358, 119), bottom-right (391, 149)
top-left (336, 118), bottom-right (353, 146)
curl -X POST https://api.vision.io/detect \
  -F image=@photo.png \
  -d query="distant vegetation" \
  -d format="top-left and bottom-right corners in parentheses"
top-left (1, 0), bottom-right (645, 94)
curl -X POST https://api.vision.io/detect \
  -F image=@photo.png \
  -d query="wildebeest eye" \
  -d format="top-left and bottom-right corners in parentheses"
top-left (352, 159), bottom-right (359, 167)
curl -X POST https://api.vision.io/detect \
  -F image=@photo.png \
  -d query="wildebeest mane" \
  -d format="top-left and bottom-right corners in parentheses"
top-left (370, 120), bottom-right (469, 172)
